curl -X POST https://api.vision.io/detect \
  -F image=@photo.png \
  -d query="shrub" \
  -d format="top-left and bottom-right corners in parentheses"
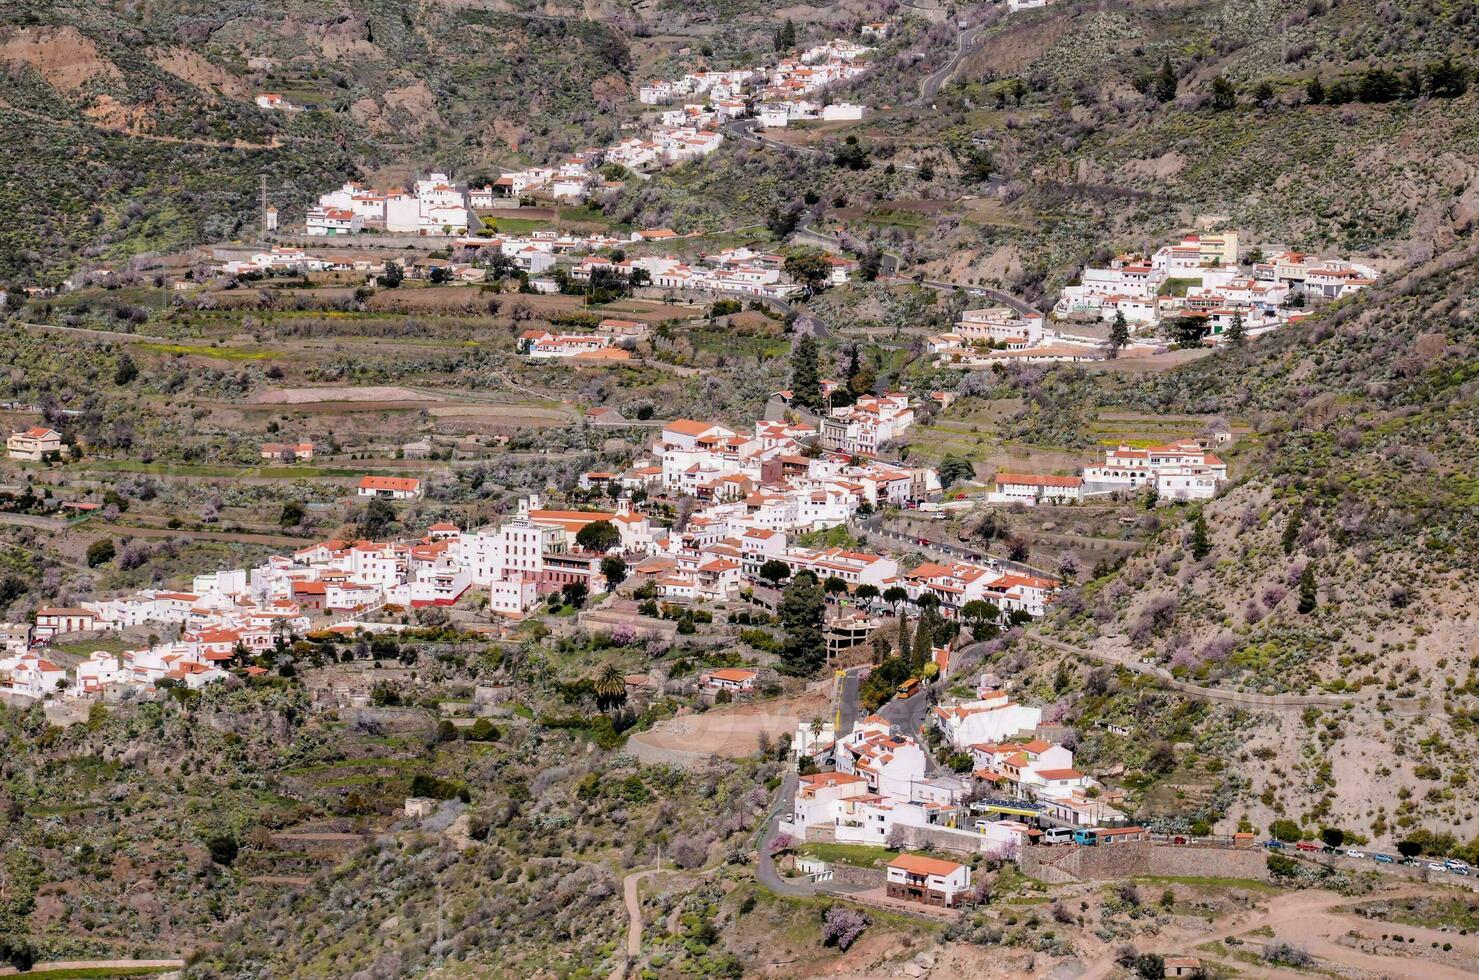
top-left (821, 906), bottom-right (871, 951)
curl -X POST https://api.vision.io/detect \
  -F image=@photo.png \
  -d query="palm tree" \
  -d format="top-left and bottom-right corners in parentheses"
top-left (594, 662), bottom-right (627, 713)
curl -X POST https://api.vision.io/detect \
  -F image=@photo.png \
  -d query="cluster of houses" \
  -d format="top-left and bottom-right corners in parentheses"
top-left (927, 306), bottom-right (1159, 366)
top-left (636, 37), bottom-right (873, 131)
top-left (306, 174), bottom-right (475, 237)
top-left (1053, 232), bottom-right (1378, 335)
top-left (988, 438), bottom-right (1229, 505)
top-left (782, 677), bottom-right (1127, 905)
top-left (570, 244), bottom-right (856, 301)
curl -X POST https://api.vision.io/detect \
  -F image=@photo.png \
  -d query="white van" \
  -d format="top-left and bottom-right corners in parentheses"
top-left (1042, 828), bottom-right (1073, 845)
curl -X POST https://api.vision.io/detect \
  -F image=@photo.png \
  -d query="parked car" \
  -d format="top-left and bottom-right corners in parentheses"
top-left (1263, 840), bottom-right (1287, 850)
top-left (1322, 844), bottom-right (1340, 854)
top-left (1295, 841), bottom-right (1321, 852)
top-left (1444, 859), bottom-right (1470, 871)
top-left (1453, 867), bottom-right (1472, 876)
top-left (1428, 862), bottom-right (1447, 872)
top-left (1374, 854), bottom-right (1394, 864)
top-left (1345, 849), bottom-right (1366, 859)
top-left (1399, 857), bottom-right (1420, 867)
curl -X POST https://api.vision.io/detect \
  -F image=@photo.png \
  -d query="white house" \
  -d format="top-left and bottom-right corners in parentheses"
top-left (356, 476), bottom-right (422, 500)
top-left (886, 854), bottom-right (971, 907)
top-left (306, 207), bottom-right (364, 237)
top-left (989, 473), bottom-right (1084, 505)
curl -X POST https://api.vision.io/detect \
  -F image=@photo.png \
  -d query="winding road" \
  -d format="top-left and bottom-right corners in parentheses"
top-left (910, 22), bottom-right (988, 106)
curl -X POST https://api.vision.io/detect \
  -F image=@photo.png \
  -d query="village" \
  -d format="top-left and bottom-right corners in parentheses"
top-left (280, 35), bottom-right (877, 238)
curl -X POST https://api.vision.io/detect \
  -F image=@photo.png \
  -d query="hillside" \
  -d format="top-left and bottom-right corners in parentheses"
top-left (1002, 242), bottom-right (1479, 847)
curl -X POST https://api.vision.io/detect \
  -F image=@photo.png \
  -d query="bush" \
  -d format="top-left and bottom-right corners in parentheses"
top-left (208, 835), bottom-right (239, 866)
top-left (86, 537), bottom-right (116, 567)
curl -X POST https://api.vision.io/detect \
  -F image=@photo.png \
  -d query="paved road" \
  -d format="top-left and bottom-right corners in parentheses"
top-left (877, 685), bottom-right (932, 743)
top-left (836, 667), bottom-right (862, 736)
top-left (754, 772), bottom-right (822, 897)
top-left (911, 23), bottom-right (988, 106)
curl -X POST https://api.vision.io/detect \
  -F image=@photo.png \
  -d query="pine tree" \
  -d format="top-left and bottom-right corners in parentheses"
top-left (1226, 312), bottom-right (1246, 348)
top-left (1210, 75), bottom-right (1236, 111)
top-left (1189, 513), bottom-right (1211, 560)
top-left (911, 609), bottom-right (934, 668)
top-left (1282, 509), bottom-right (1302, 554)
top-left (1154, 56), bottom-right (1178, 103)
top-left (791, 335), bottom-right (822, 411)
top-left (1297, 563), bottom-right (1318, 614)
top-left (896, 613), bottom-right (910, 656)
top-left (1107, 310), bottom-right (1130, 359)
top-left (779, 574), bottom-right (827, 675)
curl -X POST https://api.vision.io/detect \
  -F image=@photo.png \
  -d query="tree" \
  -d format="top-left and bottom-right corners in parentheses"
top-left (1356, 67), bottom-right (1402, 103)
top-left (759, 559), bottom-right (792, 586)
top-left (562, 581), bottom-right (589, 608)
top-left (600, 554), bottom-right (627, 591)
top-left (86, 538), bottom-right (116, 567)
top-left (855, 584), bottom-right (879, 606)
top-left (1253, 80), bottom-right (1276, 107)
top-left (784, 252), bottom-right (832, 296)
top-left (774, 17), bottom-right (797, 52)
top-left (1396, 839), bottom-right (1423, 858)
top-left (881, 585), bottom-right (909, 610)
top-left (377, 261), bottom-right (404, 288)
top-left (778, 574), bottom-right (827, 675)
top-left (823, 575), bottom-right (848, 598)
top-left (1189, 513), bottom-right (1211, 560)
top-left (1134, 953), bottom-right (1165, 980)
top-left (1282, 509), bottom-right (1302, 554)
top-left (833, 135), bottom-right (870, 171)
top-left (938, 454), bottom-right (976, 488)
top-left (1106, 309), bottom-right (1130, 359)
top-left (1153, 56), bottom-right (1178, 103)
top-left (821, 906), bottom-right (871, 951)
top-left (961, 599), bottom-right (1000, 635)
top-left (1297, 563), bottom-right (1317, 614)
top-left (1225, 311), bottom-right (1246, 348)
top-left (594, 662), bottom-right (628, 713)
top-left (790, 334), bottom-right (823, 410)
top-left (114, 354), bottom-right (138, 386)
top-left (1269, 819), bottom-right (1302, 843)
top-left (576, 519), bottom-right (620, 552)
top-left (359, 497), bottom-right (396, 539)
top-left (1210, 75), bottom-right (1236, 111)
top-left (1423, 56), bottom-right (1470, 98)
top-left (911, 610), bottom-right (935, 668)
top-left (1171, 316), bottom-right (1209, 347)
top-left (208, 835), bottom-right (240, 866)
top-left (279, 500), bottom-right (305, 529)
top-left (1305, 77), bottom-right (1326, 104)
top-left (1320, 827), bottom-right (1345, 849)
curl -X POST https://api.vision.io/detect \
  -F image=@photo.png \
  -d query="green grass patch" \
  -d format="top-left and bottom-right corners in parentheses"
top-left (480, 216), bottom-right (550, 235)
top-left (133, 341), bottom-right (271, 361)
top-left (49, 637), bottom-right (132, 656)
top-left (795, 842), bottom-right (900, 868)
top-left (1156, 277), bottom-right (1199, 298)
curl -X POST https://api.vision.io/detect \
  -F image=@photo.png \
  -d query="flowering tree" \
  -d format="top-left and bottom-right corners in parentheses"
top-left (821, 906), bottom-right (871, 951)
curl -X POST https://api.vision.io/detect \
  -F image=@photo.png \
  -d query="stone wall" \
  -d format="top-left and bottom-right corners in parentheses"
top-left (1020, 842), bottom-right (1271, 883)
